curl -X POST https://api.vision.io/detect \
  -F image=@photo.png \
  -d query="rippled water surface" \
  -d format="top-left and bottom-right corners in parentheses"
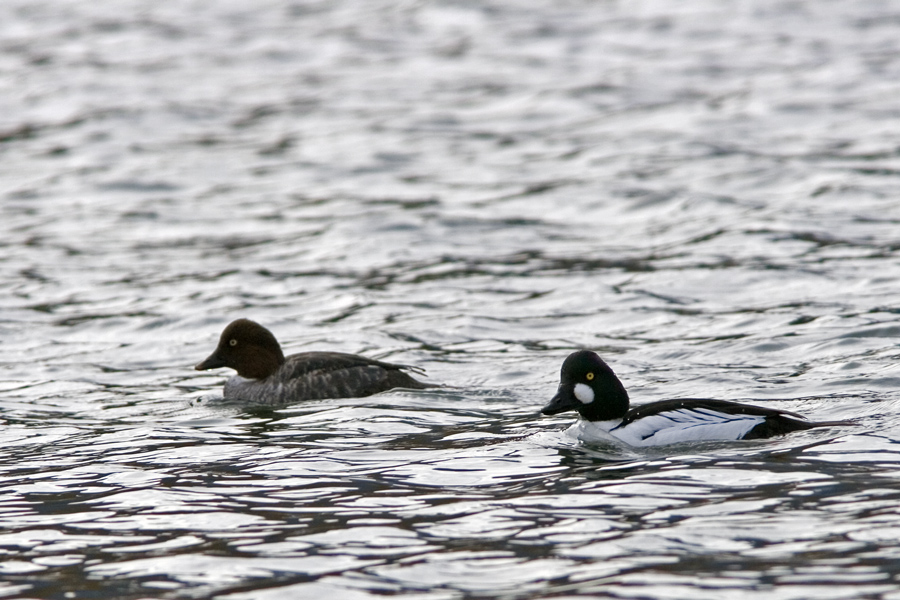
top-left (3, 1), bottom-right (900, 598)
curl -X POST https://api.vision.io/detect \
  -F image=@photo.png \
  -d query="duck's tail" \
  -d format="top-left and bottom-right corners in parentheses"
top-left (744, 415), bottom-right (856, 440)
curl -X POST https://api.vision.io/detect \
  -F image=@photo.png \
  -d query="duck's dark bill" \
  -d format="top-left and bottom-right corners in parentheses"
top-left (195, 353), bottom-right (226, 371)
top-left (541, 387), bottom-right (580, 415)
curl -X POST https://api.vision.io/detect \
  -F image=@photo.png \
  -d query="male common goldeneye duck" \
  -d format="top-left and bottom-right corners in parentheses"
top-left (541, 350), bottom-right (851, 446)
top-left (195, 318), bottom-right (432, 404)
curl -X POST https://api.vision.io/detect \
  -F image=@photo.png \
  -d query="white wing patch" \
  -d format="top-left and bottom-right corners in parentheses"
top-left (610, 408), bottom-right (766, 447)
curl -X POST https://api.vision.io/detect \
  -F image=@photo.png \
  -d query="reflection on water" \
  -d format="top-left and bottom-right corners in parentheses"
top-left (3, 0), bottom-right (900, 598)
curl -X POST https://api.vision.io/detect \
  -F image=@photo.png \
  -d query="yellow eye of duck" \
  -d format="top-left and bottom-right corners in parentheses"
top-left (229, 339), bottom-right (238, 347)
top-left (586, 372), bottom-right (594, 381)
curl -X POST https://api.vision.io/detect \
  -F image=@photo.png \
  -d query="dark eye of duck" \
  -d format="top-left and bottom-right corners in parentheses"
top-left (229, 339), bottom-right (238, 347)
top-left (586, 372), bottom-right (595, 381)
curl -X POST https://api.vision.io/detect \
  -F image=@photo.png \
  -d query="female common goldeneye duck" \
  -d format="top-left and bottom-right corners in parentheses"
top-left (541, 350), bottom-right (851, 447)
top-left (195, 318), bottom-right (432, 404)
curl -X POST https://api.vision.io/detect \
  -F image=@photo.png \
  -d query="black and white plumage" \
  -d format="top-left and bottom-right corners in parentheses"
top-left (195, 319), bottom-right (432, 404)
top-left (541, 350), bottom-right (852, 446)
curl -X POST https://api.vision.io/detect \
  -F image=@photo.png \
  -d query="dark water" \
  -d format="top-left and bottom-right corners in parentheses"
top-left (3, 1), bottom-right (900, 598)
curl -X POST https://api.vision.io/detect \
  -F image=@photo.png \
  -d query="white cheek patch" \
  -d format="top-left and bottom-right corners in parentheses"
top-left (573, 383), bottom-right (595, 404)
